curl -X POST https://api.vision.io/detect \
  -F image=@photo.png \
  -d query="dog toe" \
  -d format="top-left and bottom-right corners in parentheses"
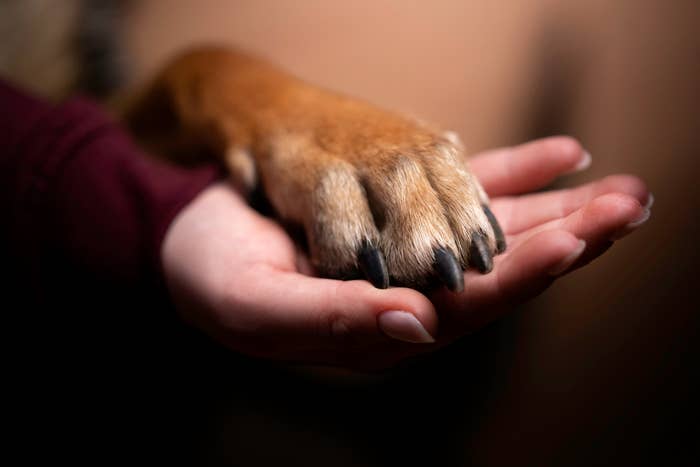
top-left (357, 243), bottom-right (389, 289)
top-left (482, 204), bottom-right (507, 254)
top-left (468, 233), bottom-right (494, 274)
top-left (433, 247), bottom-right (464, 292)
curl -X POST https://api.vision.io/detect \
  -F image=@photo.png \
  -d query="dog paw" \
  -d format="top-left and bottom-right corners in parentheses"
top-left (230, 105), bottom-right (506, 291)
top-left (123, 48), bottom-right (505, 290)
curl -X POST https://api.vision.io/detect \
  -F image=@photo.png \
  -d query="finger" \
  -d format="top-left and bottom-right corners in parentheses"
top-left (469, 136), bottom-right (589, 196)
top-left (492, 174), bottom-right (650, 235)
top-left (432, 230), bottom-right (585, 335)
top-left (508, 193), bottom-right (648, 263)
top-left (224, 271), bottom-right (439, 358)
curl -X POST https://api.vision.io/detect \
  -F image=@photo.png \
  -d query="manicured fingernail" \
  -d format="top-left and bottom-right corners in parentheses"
top-left (549, 240), bottom-right (586, 276)
top-left (570, 150), bottom-right (592, 173)
top-left (378, 311), bottom-right (435, 344)
top-left (610, 208), bottom-right (651, 240)
top-left (644, 193), bottom-right (655, 210)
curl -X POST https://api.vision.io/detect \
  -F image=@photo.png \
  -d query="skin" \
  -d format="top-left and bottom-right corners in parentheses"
top-left (162, 136), bottom-right (650, 370)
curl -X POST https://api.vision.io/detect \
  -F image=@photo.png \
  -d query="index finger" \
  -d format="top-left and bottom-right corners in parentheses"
top-left (469, 136), bottom-right (589, 196)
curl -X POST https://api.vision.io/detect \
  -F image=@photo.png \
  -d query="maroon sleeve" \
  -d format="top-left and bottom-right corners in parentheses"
top-left (0, 80), bottom-right (220, 307)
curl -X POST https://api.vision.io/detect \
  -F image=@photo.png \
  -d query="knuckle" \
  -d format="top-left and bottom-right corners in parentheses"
top-left (317, 309), bottom-right (354, 343)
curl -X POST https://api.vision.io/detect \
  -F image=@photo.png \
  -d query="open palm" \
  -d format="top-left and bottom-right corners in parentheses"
top-left (162, 137), bottom-right (650, 369)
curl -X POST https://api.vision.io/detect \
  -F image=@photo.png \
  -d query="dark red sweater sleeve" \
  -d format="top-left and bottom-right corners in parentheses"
top-left (0, 80), bottom-right (220, 307)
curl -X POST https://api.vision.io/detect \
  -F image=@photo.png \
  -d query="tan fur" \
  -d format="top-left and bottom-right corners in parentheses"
top-left (123, 46), bottom-right (497, 285)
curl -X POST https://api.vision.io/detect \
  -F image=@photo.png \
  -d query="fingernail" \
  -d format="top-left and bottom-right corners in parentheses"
top-left (610, 208), bottom-right (651, 240)
top-left (549, 240), bottom-right (586, 276)
top-left (378, 311), bottom-right (435, 344)
top-left (644, 193), bottom-right (655, 210)
top-left (569, 150), bottom-right (592, 173)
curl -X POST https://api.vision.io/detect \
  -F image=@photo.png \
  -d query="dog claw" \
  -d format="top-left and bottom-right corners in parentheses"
top-left (483, 204), bottom-right (506, 254)
top-left (358, 244), bottom-right (389, 289)
top-left (434, 248), bottom-right (464, 293)
top-left (470, 233), bottom-right (494, 274)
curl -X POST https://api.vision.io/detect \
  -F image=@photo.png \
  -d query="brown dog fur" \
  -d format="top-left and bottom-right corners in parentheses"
top-left (123, 46), bottom-right (498, 288)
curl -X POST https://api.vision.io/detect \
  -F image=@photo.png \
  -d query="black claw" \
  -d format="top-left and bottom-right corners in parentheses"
top-left (434, 248), bottom-right (464, 293)
top-left (358, 244), bottom-right (389, 289)
top-left (470, 233), bottom-right (494, 274)
top-left (483, 204), bottom-right (507, 254)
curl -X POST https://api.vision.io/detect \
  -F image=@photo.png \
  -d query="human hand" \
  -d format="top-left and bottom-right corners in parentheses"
top-left (161, 137), bottom-right (651, 369)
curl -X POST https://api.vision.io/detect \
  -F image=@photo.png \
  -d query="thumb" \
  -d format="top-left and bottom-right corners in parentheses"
top-left (217, 269), bottom-right (439, 361)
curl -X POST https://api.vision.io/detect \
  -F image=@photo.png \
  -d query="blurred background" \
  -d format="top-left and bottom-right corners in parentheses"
top-left (2, 0), bottom-right (698, 465)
